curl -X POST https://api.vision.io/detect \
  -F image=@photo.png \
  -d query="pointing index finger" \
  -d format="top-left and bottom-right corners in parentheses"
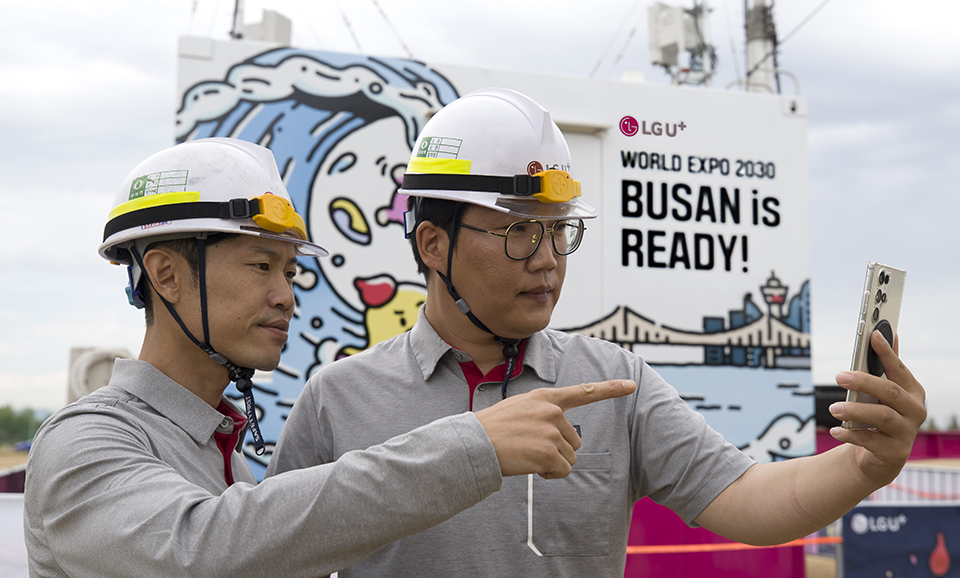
top-left (551, 380), bottom-right (637, 411)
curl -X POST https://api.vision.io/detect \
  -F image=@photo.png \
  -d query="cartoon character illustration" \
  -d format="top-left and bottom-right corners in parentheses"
top-left (176, 48), bottom-right (459, 476)
top-left (339, 275), bottom-right (426, 357)
top-left (930, 531), bottom-right (951, 576)
top-left (738, 413), bottom-right (815, 462)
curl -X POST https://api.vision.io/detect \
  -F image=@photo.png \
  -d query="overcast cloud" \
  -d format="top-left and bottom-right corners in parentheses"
top-left (1, 0), bottom-right (957, 425)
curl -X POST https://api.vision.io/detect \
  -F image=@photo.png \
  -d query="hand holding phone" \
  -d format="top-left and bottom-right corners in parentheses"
top-left (842, 262), bottom-right (906, 430)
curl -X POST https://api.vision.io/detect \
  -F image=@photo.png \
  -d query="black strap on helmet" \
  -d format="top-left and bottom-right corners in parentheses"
top-left (401, 173), bottom-right (542, 196)
top-left (435, 203), bottom-right (520, 399)
top-left (103, 199), bottom-right (263, 242)
top-left (130, 237), bottom-right (266, 455)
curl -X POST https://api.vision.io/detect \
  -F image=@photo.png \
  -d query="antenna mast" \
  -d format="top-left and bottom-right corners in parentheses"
top-left (231, 0), bottom-right (245, 39)
top-left (744, 0), bottom-right (779, 92)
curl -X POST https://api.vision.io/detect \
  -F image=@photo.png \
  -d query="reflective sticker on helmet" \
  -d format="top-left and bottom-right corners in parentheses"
top-left (128, 170), bottom-right (189, 200)
top-left (109, 191), bottom-right (201, 220)
top-left (407, 157), bottom-right (472, 175)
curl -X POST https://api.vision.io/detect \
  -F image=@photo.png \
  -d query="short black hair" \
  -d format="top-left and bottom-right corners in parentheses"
top-left (407, 196), bottom-right (466, 279)
top-left (141, 233), bottom-right (237, 325)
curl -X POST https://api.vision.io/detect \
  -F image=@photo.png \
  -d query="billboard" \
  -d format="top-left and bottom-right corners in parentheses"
top-left (176, 37), bottom-right (811, 479)
top-left (843, 504), bottom-right (960, 577)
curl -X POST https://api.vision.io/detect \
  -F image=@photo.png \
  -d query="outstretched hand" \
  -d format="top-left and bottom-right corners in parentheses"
top-left (476, 380), bottom-right (636, 480)
top-left (828, 330), bottom-right (926, 486)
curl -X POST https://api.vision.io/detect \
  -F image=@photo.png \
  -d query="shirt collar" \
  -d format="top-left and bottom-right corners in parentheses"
top-left (409, 307), bottom-right (558, 383)
top-left (409, 307), bottom-right (454, 381)
top-left (108, 359), bottom-right (242, 445)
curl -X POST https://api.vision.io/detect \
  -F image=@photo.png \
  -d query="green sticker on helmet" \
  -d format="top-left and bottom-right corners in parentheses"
top-left (417, 137), bottom-right (462, 159)
top-left (128, 170), bottom-right (189, 201)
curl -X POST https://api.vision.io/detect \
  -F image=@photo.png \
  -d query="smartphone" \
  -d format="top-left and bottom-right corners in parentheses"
top-left (842, 262), bottom-right (906, 430)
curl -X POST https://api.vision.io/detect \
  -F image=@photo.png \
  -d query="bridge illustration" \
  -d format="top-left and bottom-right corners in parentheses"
top-left (562, 272), bottom-right (811, 368)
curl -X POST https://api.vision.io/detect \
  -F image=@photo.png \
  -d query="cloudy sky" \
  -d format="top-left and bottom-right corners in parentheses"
top-left (1, 0), bottom-right (958, 426)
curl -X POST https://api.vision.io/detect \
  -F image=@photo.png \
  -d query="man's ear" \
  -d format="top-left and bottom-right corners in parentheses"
top-left (141, 248), bottom-right (185, 305)
top-left (416, 221), bottom-right (448, 275)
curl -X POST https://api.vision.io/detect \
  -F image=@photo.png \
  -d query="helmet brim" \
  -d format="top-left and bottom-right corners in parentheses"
top-left (254, 230), bottom-right (329, 258)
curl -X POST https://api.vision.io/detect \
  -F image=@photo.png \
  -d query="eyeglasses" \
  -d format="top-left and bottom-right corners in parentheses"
top-left (459, 219), bottom-right (585, 260)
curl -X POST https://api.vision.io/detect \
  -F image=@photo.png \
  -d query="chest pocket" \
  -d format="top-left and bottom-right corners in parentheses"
top-left (531, 452), bottom-right (613, 557)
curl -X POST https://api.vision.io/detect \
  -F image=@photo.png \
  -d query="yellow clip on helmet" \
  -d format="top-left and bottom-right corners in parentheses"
top-left (399, 88), bottom-right (597, 221)
top-left (99, 137), bottom-right (327, 265)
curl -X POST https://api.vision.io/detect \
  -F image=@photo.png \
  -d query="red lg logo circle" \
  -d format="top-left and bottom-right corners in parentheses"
top-left (620, 116), bottom-right (639, 137)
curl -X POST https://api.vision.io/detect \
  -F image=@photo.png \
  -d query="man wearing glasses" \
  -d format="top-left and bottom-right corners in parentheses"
top-left (24, 136), bottom-right (636, 578)
top-left (267, 88), bottom-right (926, 577)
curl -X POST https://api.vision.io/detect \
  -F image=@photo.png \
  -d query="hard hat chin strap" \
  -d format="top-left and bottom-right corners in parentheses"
top-left (438, 204), bottom-right (520, 400)
top-left (129, 238), bottom-right (266, 455)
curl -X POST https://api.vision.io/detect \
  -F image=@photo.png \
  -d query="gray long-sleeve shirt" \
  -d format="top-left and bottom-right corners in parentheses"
top-left (24, 359), bottom-right (502, 578)
top-left (267, 310), bottom-right (755, 577)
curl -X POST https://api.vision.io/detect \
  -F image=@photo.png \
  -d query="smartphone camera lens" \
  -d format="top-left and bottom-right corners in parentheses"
top-left (872, 307), bottom-right (880, 322)
top-left (879, 270), bottom-right (888, 285)
top-left (876, 289), bottom-right (883, 303)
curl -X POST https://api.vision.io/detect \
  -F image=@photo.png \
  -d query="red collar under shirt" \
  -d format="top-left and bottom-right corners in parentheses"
top-left (214, 400), bottom-right (247, 486)
top-left (458, 339), bottom-right (528, 410)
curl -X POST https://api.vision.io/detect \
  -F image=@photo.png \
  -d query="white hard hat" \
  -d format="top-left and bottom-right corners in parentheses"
top-left (399, 88), bottom-right (597, 221)
top-left (99, 137), bottom-right (327, 265)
